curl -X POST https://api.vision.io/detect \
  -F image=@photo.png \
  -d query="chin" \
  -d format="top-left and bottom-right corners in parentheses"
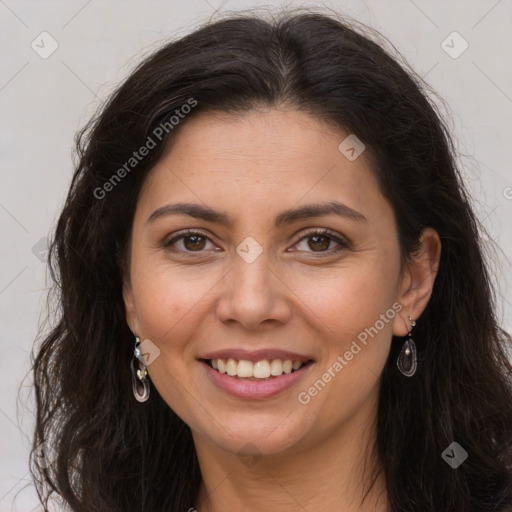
top-left (196, 411), bottom-right (312, 458)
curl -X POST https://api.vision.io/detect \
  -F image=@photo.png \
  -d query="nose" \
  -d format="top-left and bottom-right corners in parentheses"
top-left (215, 250), bottom-right (292, 331)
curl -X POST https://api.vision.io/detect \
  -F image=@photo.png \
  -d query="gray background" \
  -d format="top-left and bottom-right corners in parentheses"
top-left (1, 1), bottom-right (511, 510)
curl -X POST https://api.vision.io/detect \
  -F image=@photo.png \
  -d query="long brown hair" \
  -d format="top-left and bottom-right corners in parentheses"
top-left (31, 9), bottom-right (512, 511)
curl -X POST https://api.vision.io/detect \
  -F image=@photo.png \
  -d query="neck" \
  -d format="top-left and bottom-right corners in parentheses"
top-left (192, 393), bottom-right (388, 512)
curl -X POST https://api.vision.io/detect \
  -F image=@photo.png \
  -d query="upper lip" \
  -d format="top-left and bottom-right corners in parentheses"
top-left (199, 348), bottom-right (314, 363)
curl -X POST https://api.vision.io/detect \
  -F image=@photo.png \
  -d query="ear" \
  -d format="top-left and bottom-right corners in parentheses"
top-left (393, 227), bottom-right (441, 336)
top-left (122, 270), bottom-right (140, 335)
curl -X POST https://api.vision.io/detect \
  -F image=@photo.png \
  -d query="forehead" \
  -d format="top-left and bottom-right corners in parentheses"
top-left (136, 108), bottom-right (392, 228)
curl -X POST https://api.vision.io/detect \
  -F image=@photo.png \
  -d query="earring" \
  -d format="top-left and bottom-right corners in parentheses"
top-left (130, 336), bottom-right (150, 402)
top-left (397, 316), bottom-right (417, 377)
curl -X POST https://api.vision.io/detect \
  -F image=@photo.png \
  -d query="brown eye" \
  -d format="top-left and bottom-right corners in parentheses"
top-left (183, 235), bottom-right (207, 251)
top-left (163, 230), bottom-right (216, 253)
top-left (307, 235), bottom-right (331, 252)
top-left (293, 229), bottom-right (349, 256)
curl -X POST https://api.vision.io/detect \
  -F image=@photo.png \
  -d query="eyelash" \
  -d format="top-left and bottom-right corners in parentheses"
top-left (162, 228), bottom-right (350, 258)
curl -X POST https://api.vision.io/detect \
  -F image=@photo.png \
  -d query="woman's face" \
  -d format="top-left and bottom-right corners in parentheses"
top-left (123, 108), bottom-right (417, 458)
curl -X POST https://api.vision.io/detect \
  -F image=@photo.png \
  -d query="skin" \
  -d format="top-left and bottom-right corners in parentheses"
top-left (123, 107), bottom-right (441, 512)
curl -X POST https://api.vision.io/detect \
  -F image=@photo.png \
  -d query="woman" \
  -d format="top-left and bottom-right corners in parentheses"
top-left (31, 9), bottom-right (512, 512)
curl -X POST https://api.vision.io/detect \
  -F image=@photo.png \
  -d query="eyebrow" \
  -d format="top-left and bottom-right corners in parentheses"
top-left (147, 200), bottom-right (367, 227)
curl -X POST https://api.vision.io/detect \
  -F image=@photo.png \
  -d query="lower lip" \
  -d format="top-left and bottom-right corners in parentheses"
top-left (201, 360), bottom-right (314, 399)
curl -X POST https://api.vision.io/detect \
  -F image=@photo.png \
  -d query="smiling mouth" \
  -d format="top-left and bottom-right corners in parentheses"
top-left (202, 357), bottom-right (314, 381)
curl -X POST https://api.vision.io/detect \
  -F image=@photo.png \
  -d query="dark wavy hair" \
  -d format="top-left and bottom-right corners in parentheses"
top-left (30, 9), bottom-right (512, 512)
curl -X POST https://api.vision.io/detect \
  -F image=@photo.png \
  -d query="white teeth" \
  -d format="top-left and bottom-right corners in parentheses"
top-left (237, 360), bottom-right (253, 378)
top-left (270, 359), bottom-right (283, 376)
top-left (226, 358), bottom-right (238, 376)
top-left (208, 358), bottom-right (307, 378)
top-left (253, 360), bottom-right (271, 379)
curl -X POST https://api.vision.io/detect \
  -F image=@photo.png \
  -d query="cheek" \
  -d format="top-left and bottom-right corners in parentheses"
top-left (290, 256), bottom-right (399, 341)
top-left (129, 267), bottom-right (210, 421)
top-left (292, 267), bottom-right (397, 436)
top-left (131, 260), bottom-right (216, 343)
top-left (287, 252), bottom-right (400, 413)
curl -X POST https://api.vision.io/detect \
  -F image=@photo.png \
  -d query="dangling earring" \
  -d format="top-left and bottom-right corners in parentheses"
top-left (397, 316), bottom-right (417, 377)
top-left (130, 336), bottom-right (150, 402)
